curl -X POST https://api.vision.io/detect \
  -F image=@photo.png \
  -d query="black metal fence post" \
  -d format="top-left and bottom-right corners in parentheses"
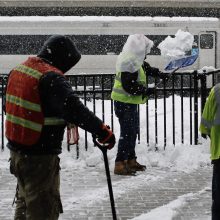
top-left (110, 75), bottom-right (114, 132)
top-left (180, 75), bottom-right (184, 144)
top-left (189, 75), bottom-right (193, 145)
top-left (83, 75), bottom-right (88, 151)
top-left (163, 78), bottom-right (167, 149)
top-left (193, 70), bottom-right (199, 145)
top-left (146, 99), bottom-right (149, 146)
top-left (1, 75), bottom-right (4, 150)
top-left (172, 73), bottom-right (175, 146)
top-left (200, 73), bottom-right (208, 113)
top-left (137, 105), bottom-right (140, 144)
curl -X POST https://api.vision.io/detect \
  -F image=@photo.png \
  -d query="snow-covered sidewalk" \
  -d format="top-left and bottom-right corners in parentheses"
top-left (0, 147), bottom-right (212, 220)
top-left (60, 165), bottom-right (212, 220)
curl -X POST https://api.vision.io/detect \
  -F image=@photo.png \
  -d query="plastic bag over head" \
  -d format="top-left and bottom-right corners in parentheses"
top-left (116, 34), bottom-right (154, 73)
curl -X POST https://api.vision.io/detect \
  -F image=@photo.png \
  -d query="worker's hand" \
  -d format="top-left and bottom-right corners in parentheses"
top-left (143, 62), bottom-right (160, 76)
top-left (97, 124), bottom-right (116, 150)
top-left (158, 72), bottom-right (170, 80)
top-left (201, 133), bottom-right (211, 139)
top-left (145, 87), bottom-right (156, 96)
top-left (201, 134), bottom-right (207, 139)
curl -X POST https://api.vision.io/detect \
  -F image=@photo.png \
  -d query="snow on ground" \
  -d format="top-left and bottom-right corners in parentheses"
top-left (129, 187), bottom-right (210, 220)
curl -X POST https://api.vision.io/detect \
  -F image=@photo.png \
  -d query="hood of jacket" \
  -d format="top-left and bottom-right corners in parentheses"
top-left (37, 35), bottom-right (81, 73)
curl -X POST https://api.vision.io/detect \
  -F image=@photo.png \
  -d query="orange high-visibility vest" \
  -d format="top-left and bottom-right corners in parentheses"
top-left (5, 57), bottom-right (65, 146)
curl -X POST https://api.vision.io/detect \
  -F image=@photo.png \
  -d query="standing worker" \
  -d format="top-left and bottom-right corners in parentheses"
top-left (111, 34), bottom-right (167, 175)
top-left (200, 84), bottom-right (220, 220)
top-left (5, 35), bottom-right (115, 220)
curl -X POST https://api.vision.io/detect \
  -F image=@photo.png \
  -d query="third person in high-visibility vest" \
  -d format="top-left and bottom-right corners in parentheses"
top-left (200, 84), bottom-right (220, 220)
top-left (111, 34), bottom-right (168, 175)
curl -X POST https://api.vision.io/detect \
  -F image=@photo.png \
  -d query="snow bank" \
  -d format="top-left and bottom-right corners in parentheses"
top-left (0, 97), bottom-right (211, 173)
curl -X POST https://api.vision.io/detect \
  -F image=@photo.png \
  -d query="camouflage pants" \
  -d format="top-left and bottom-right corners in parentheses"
top-left (9, 151), bottom-right (63, 220)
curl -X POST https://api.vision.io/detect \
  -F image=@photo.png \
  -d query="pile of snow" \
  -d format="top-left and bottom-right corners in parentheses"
top-left (59, 97), bottom-right (211, 174)
top-left (158, 29), bottom-right (194, 60)
top-left (60, 134), bottom-right (210, 174)
top-left (198, 66), bottom-right (217, 74)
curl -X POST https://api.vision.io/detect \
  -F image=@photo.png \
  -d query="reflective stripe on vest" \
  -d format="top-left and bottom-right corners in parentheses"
top-left (6, 94), bottom-right (41, 112)
top-left (6, 94), bottom-right (65, 127)
top-left (6, 113), bottom-right (65, 131)
top-left (213, 84), bottom-right (220, 125)
top-left (200, 117), bottom-right (213, 130)
top-left (111, 67), bottom-right (147, 104)
top-left (44, 118), bottom-right (66, 125)
top-left (15, 64), bottom-right (42, 79)
top-left (6, 113), bottom-right (42, 132)
top-left (201, 84), bottom-right (220, 129)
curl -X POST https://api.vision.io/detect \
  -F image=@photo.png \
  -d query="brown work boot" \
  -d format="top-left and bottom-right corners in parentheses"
top-left (127, 158), bottom-right (146, 171)
top-left (114, 161), bottom-right (136, 175)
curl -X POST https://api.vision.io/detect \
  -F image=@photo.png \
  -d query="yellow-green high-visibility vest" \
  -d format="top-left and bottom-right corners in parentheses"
top-left (200, 84), bottom-right (220, 160)
top-left (111, 66), bottom-right (147, 104)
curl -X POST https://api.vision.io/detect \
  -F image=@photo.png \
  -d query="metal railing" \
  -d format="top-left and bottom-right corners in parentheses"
top-left (1, 70), bottom-right (220, 154)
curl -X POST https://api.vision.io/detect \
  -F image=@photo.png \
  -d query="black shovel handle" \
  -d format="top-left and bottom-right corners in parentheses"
top-left (155, 67), bottom-right (180, 88)
top-left (92, 134), bottom-right (117, 220)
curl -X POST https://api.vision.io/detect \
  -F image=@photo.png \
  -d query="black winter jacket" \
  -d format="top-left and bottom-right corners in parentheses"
top-left (121, 62), bottom-right (161, 95)
top-left (7, 35), bottom-right (104, 154)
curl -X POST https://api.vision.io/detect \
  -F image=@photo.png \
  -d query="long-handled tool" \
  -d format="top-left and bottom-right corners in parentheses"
top-left (155, 66), bottom-right (180, 88)
top-left (92, 134), bottom-right (117, 220)
top-left (164, 52), bottom-right (199, 71)
top-left (155, 51), bottom-right (199, 88)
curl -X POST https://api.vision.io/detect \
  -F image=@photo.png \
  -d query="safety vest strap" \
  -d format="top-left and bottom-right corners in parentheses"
top-left (6, 113), bottom-right (65, 130)
top-left (6, 113), bottom-right (42, 132)
top-left (201, 116), bottom-right (220, 128)
top-left (114, 75), bottom-right (121, 82)
top-left (112, 87), bottom-right (131, 96)
top-left (6, 94), bottom-right (41, 112)
top-left (15, 64), bottom-right (43, 80)
top-left (201, 117), bottom-right (213, 130)
top-left (44, 117), bottom-right (66, 126)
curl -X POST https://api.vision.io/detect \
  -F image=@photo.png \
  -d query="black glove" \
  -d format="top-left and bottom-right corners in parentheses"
top-left (97, 124), bottom-right (116, 150)
top-left (201, 134), bottom-right (207, 139)
top-left (158, 72), bottom-right (170, 80)
top-left (145, 87), bottom-right (156, 96)
top-left (201, 133), bottom-right (210, 139)
top-left (143, 62), bottom-right (160, 76)
top-left (150, 67), bottom-right (161, 76)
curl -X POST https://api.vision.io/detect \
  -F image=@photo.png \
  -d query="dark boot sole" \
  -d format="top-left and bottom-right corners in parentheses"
top-left (114, 171), bottom-right (136, 176)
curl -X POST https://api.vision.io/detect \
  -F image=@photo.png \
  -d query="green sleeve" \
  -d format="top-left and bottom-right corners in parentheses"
top-left (199, 88), bottom-right (217, 135)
